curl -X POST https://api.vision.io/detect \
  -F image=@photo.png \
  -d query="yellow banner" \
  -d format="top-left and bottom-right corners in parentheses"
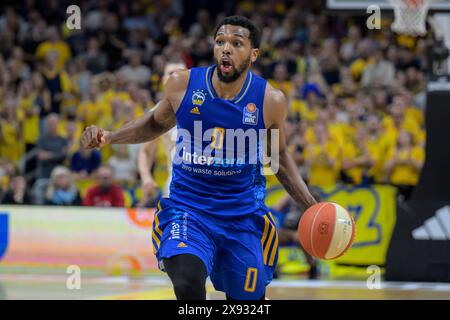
top-left (266, 184), bottom-right (397, 269)
top-left (317, 184), bottom-right (397, 266)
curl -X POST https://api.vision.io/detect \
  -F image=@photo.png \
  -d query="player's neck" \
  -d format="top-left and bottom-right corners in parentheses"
top-left (211, 68), bottom-right (249, 100)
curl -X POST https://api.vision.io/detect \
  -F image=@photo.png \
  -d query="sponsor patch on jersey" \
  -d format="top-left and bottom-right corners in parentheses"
top-left (242, 103), bottom-right (258, 125)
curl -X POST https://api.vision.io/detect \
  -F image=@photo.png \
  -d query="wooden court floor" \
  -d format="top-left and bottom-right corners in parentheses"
top-left (0, 274), bottom-right (449, 300)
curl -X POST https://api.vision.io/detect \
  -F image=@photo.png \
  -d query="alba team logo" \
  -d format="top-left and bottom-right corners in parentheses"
top-left (192, 89), bottom-right (206, 106)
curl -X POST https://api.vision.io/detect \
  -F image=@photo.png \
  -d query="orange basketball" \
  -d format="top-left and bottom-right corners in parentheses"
top-left (298, 202), bottom-right (355, 260)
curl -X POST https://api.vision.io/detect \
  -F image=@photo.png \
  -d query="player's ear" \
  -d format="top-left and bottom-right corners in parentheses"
top-left (251, 48), bottom-right (259, 63)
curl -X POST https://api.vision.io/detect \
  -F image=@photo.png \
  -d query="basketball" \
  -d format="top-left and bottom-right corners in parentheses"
top-left (298, 202), bottom-right (355, 260)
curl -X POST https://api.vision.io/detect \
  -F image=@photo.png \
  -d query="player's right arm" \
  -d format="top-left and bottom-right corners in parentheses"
top-left (80, 70), bottom-right (189, 149)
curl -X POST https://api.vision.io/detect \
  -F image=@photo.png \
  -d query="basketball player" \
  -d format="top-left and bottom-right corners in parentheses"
top-left (81, 16), bottom-right (317, 300)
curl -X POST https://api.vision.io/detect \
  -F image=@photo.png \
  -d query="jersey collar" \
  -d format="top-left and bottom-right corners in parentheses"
top-left (206, 65), bottom-right (253, 103)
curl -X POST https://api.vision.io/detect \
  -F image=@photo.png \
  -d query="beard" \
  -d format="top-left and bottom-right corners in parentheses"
top-left (214, 55), bottom-right (252, 83)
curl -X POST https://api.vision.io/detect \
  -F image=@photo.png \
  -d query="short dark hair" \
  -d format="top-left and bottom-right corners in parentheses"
top-left (214, 15), bottom-right (261, 49)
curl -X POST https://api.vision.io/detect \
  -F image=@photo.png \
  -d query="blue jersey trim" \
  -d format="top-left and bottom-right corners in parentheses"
top-left (206, 65), bottom-right (253, 103)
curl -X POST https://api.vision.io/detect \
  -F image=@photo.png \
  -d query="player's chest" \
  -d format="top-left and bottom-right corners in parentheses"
top-left (179, 96), bottom-right (262, 131)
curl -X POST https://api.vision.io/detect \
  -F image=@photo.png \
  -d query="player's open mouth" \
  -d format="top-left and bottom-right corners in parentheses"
top-left (220, 59), bottom-right (233, 73)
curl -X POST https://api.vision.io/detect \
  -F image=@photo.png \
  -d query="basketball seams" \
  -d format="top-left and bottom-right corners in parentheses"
top-left (324, 203), bottom-right (339, 259)
top-left (327, 205), bottom-right (355, 259)
top-left (309, 202), bottom-right (329, 259)
top-left (332, 214), bottom-right (356, 259)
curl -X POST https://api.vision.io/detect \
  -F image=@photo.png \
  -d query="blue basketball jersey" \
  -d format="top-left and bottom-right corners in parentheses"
top-left (169, 65), bottom-right (268, 217)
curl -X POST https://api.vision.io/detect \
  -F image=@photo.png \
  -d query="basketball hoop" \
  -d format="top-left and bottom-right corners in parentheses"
top-left (389, 0), bottom-right (432, 36)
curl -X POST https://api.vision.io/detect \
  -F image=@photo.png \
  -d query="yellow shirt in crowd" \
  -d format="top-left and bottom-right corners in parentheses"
top-left (290, 99), bottom-right (318, 123)
top-left (366, 135), bottom-right (391, 183)
top-left (386, 146), bottom-right (425, 186)
top-left (304, 142), bottom-right (341, 187)
top-left (35, 41), bottom-right (72, 71)
top-left (0, 120), bottom-right (24, 165)
top-left (18, 95), bottom-right (40, 145)
top-left (268, 79), bottom-right (293, 97)
top-left (341, 141), bottom-right (366, 185)
top-left (382, 115), bottom-right (423, 147)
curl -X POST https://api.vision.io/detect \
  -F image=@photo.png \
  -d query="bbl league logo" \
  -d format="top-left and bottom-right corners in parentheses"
top-left (192, 89), bottom-right (206, 106)
top-left (243, 102), bottom-right (258, 125)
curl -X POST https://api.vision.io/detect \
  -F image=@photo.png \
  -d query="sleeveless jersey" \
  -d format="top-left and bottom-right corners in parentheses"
top-left (169, 65), bottom-right (268, 217)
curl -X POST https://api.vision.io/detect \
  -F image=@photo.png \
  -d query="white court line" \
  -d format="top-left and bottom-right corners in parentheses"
top-left (0, 274), bottom-right (449, 291)
top-left (268, 280), bottom-right (450, 291)
top-left (0, 273), bottom-right (170, 286)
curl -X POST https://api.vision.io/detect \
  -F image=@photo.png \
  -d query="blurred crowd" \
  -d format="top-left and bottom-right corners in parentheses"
top-left (0, 0), bottom-right (430, 207)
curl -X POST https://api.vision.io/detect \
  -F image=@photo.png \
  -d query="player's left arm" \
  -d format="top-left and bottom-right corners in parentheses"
top-left (264, 85), bottom-right (317, 212)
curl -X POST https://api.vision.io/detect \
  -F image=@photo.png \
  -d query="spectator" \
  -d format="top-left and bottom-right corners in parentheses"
top-left (18, 79), bottom-right (40, 152)
top-left (190, 38), bottom-right (212, 67)
top-left (61, 110), bottom-right (83, 156)
top-left (340, 25), bottom-right (362, 63)
top-left (38, 52), bottom-right (72, 115)
top-left (384, 130), bottom-right (425, 201)
top-left (0, 28), bottom-right (15, 60)
top-left (188, 10), bottom-right (212, 41)
top-left (118, 50), bottom-right (151, 86)
top-left (319, 38), bottom-right (341, 86)
top-left (78, 85), bottom-right (104, 127)
top-left (98, 13), bottom-right (127, 70)
top-left (361, 48), bottom-right (395, 88)
top-left (44, 166), bottom-right (81, 206)
top-left (269, 63), bottom-right (292, 96)
top-left (108, 144), bottom-right (137, 186)
top-left (1, 174), bottom-right (32, 205)
top-left (70, 148), bottom-right (102, 179)
top-left (365, 114), bottom-right (391, 184)
top-left (80, 37), bottom-right (108, 74)
top-left (0, 160), bottom-right (15, 195)
top-left (31, 71), bottom-right (52, 128)
top-left (303, 122), bottom-right (340, 187)
top-left (0, 96), bottom-right (24, 166)
top-left (35, 113), bottom-right (68, 180)
top-left (35, 26), bottom-right (71, 71)
top-left (341, 127), bottom-right (374, 185)
top-left (83, 166), bottom-right (124, 207)
top-left (8, 47), bottom-right (31, 82)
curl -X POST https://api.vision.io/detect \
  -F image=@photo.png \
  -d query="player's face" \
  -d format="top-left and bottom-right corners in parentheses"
top-left (214, 24), bottom-right (259, 83)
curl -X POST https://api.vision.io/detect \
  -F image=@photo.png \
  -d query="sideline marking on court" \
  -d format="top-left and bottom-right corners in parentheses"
top-left (98, 284), bottom-right (217, 300)
top-left (99, 288), bottom-right (176, 300)
top-left (269, 280), bottom-right (450, 291)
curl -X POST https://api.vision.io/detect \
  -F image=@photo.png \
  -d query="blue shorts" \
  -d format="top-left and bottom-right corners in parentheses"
top-left (151, 197), bottom-right (279, 300)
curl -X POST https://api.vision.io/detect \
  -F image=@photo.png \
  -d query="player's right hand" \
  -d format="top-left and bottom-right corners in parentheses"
top-left (81, 126), bottom-right (110, 149)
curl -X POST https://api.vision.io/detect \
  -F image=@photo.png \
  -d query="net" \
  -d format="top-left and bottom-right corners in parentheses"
top-left (389, 0), bottom-right (432, 36)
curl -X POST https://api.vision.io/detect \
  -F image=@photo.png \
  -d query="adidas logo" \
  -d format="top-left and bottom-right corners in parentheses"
top-left (412, 206), bottom-right (450, 240)
top-left (177, 242), bottom-right (188, 248)
top-left (190, 107), bottom-right (200, 115)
